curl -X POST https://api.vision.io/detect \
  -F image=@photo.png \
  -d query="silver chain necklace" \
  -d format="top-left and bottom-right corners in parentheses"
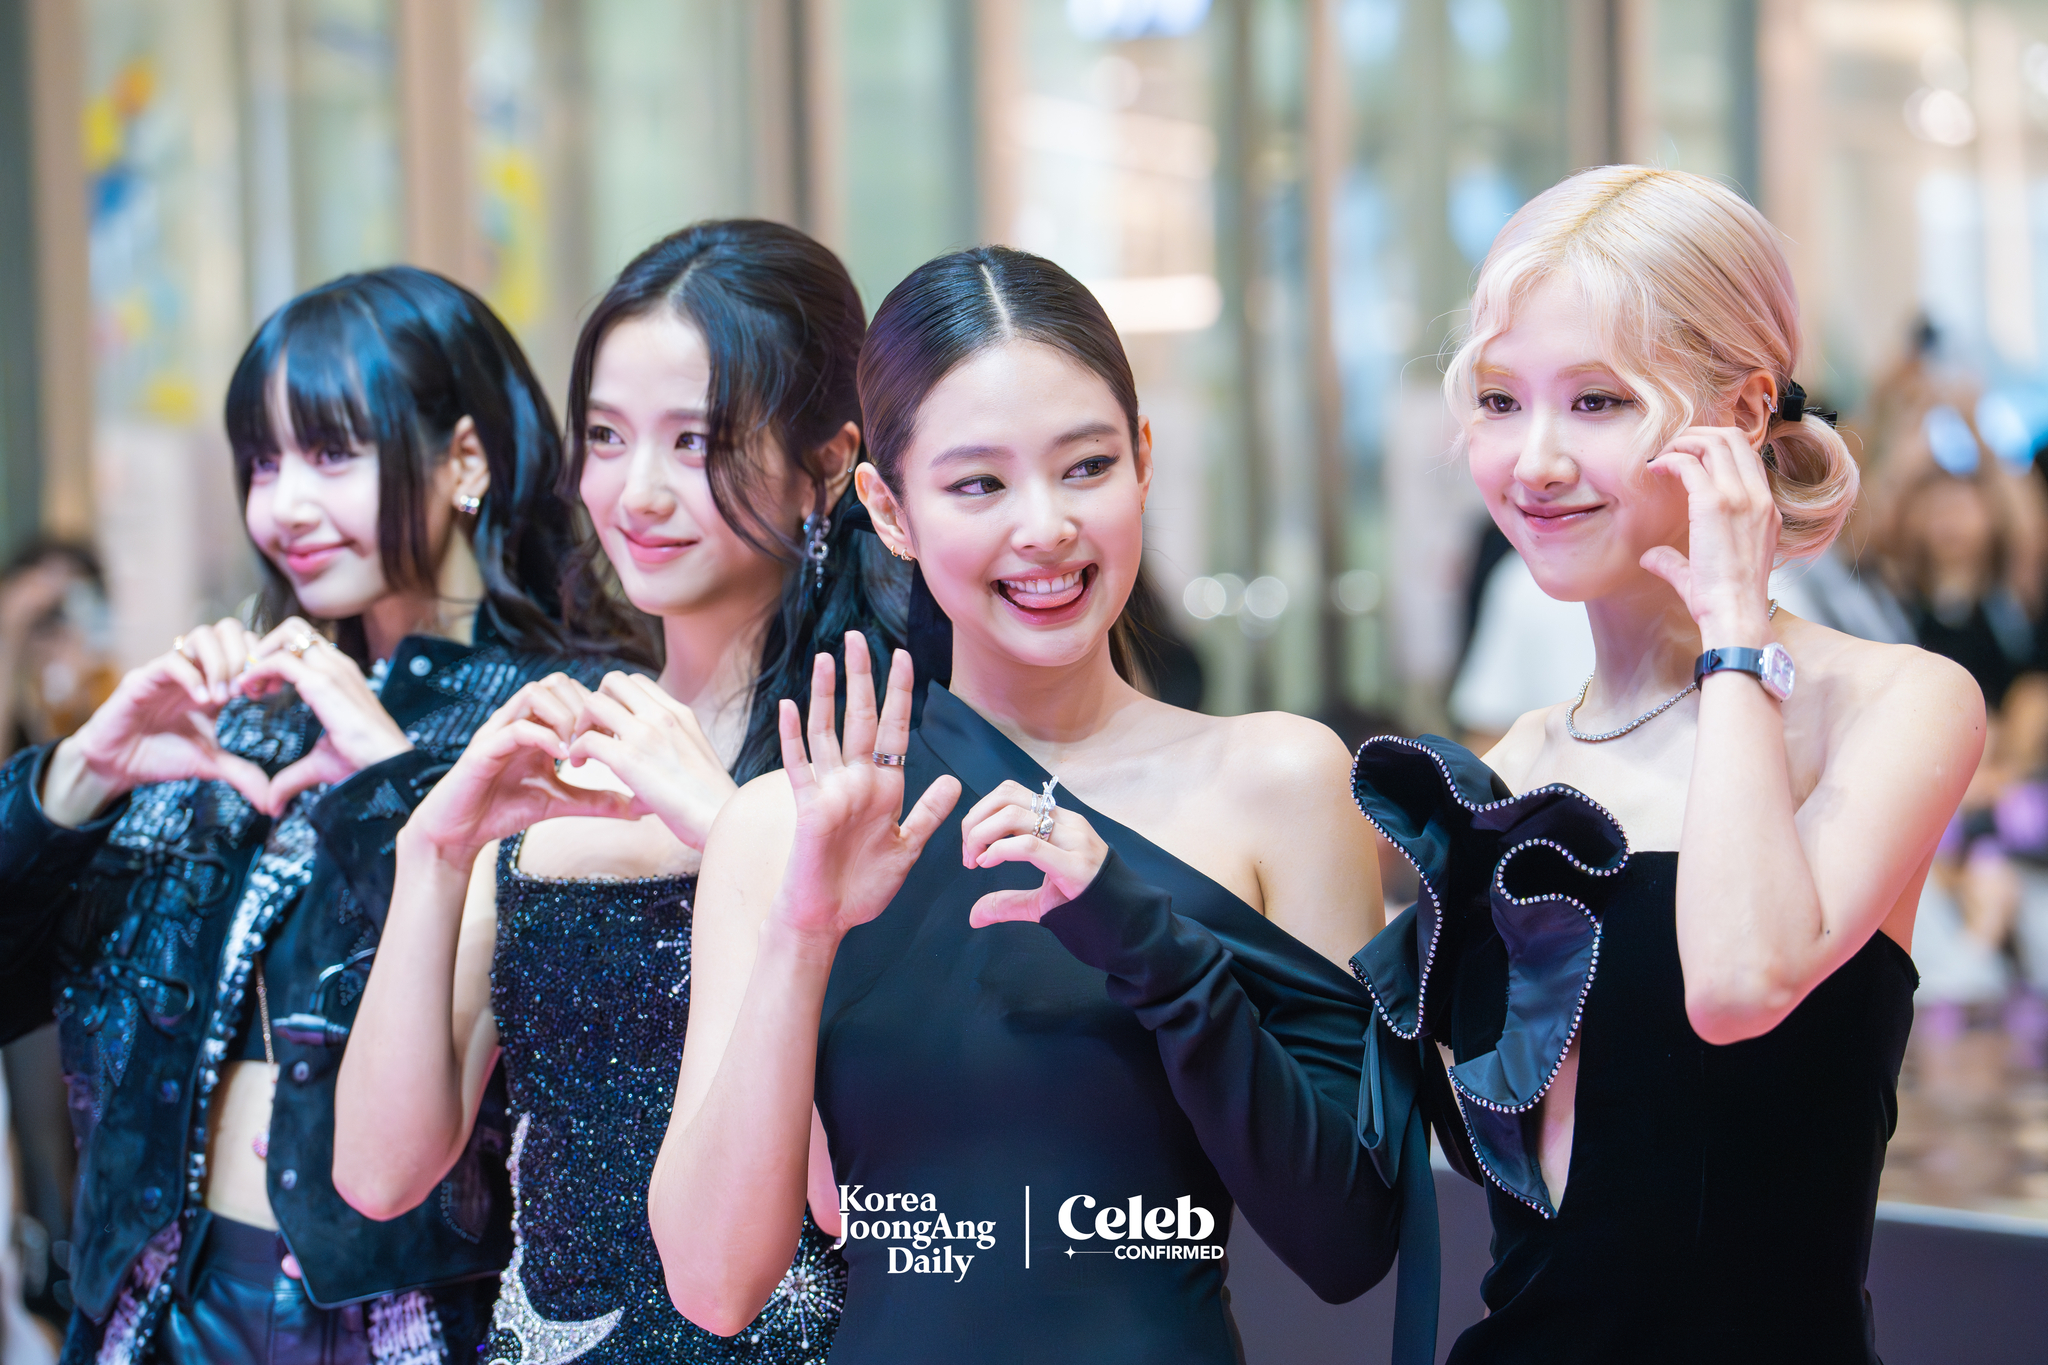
top-left (1565, 600), bottom-right (1778, 743)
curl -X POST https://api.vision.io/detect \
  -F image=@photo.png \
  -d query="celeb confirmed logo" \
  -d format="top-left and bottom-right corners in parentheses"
top-left (1056, 1193), bottom-right (1222, 1261)
top-left (837, 1186), bottom-right (996, 1282)
top-left (837, 1185), bottom-right (1222, 1277)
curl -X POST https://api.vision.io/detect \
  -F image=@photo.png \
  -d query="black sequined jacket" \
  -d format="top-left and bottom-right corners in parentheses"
top-left (0, 630), bottom-right (607, 1349)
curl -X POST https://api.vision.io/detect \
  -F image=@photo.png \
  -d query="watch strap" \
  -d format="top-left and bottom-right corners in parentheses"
top-left (1693, 646), bottom-right (1767, 690)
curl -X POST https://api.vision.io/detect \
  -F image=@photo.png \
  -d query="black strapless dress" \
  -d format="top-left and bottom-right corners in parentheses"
top-left (1350, 735), bottom-right (1917, 1364)
top-left (484, 834), bottom-right (845, 1364)
top-left (814, 686), bottom-right (1403, 1365)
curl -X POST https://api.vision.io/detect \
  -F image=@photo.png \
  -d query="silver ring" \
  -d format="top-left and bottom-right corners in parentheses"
top-left (1030, 775), bottom-right (1061, 842)
top-left (872, 751), bottom-right (907, 768)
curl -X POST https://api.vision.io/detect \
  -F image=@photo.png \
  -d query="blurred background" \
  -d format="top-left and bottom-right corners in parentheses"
top-left (4, 0), bottom-right (2048, 1354)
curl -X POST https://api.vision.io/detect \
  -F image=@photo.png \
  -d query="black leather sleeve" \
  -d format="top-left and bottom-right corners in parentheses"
top-left (0, 745), bottom-right (127, 1045)
top-left (1039, 850), bottom-right (1402, 1303)
top-left (0, 745), bottom-right (125, 954)
top-left (307, 748), bottom-right (450, 931)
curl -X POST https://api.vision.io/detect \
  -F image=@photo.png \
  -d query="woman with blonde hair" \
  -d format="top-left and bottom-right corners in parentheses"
top-left (1350, 166), bottom-right (1983, 1362)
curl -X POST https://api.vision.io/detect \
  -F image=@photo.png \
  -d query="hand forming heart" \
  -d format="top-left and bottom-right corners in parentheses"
top-left (232, 618), bottom-right (414, 815)
top-left (43, 616), bottom-right (275, 826)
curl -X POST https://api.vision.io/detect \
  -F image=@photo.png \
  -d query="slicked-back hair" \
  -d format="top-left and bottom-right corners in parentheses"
top-left (856, 245), bottom-right (1162, 690)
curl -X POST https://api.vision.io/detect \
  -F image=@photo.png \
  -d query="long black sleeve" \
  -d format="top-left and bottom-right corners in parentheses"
top-left (0, 745), bottom-right (126, 1042)
top-left (1039, 849), bottom-right (1401, 1304)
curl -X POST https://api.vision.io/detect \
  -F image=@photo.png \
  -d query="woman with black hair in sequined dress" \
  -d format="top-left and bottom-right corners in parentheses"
top-left (336, 221), bottom-right (904, 1364)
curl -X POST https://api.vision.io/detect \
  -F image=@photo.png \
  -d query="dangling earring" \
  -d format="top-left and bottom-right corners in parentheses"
top-left (455, 492), bottom-right (482, 516)
top-left (802, 511), bottom-right (831, 593)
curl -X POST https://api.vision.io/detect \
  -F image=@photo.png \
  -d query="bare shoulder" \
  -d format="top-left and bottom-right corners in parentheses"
top-left (1207, 709), bottom-right (1357, 794)
top-left (698, 769), bottom-right (797, 909)
top-left (705, 768), bottom-right (796, 853)
top-left (1184, 709), bottom-right (1363, 842)
top-left (1481, 705), bottom-right (1557, 791)
top-left (1794, 621), bottom-right (1984, 743)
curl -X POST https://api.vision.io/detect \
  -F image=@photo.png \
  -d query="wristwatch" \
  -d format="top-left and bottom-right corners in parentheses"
top-left (1693, 642), bottom-right (1796, 701)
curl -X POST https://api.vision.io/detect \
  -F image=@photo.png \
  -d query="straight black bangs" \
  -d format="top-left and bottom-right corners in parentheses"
top-left (227, 291), bottom-right (440, 483)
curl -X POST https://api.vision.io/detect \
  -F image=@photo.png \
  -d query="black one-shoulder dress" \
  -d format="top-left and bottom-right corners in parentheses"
top-left (814, 686), bottom-right (1405, 1365)
top-left (1350, 735), bottom-right (1917, 1365)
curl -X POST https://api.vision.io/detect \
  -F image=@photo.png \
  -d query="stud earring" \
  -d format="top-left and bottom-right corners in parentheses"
top-left (455, 492), bottom-right (482, 516)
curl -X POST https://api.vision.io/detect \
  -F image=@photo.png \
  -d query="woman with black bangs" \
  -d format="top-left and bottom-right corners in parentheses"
top-left (0, 266), bottom-right (637, 1365)
top-left (335, 220), bottom-right (905, 1364)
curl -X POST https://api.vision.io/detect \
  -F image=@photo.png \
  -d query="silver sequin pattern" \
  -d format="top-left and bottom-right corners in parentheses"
top-left (483, 835), bottom-right (843, 1364)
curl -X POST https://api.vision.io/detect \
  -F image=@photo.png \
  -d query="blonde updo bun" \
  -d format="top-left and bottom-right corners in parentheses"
top-left (1444, 166), bottom-right (1858, 564)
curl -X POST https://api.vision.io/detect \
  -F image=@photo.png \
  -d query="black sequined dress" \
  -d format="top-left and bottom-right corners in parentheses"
top-left (483, 833), bottom-right (844, 1365)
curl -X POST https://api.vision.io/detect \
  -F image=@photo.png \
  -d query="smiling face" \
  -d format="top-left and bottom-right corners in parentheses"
top-left (243, 364), bottom-right (471, 622)
top-left (244, 368), bottom-right (407, 619)
top-left (870, 339), bottom-right (1149, 672)
top-left (578, 311), bottom-right (803, 619)
top-left (1465, 274), bottom-right (1712, 603)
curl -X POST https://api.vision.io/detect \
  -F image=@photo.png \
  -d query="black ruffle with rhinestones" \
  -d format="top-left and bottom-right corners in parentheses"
top-left (1349, 734), bottom-right (1631, 1218)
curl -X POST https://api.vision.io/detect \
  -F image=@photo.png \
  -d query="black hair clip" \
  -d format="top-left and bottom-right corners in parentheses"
top-left (1777, 379), bottom-right (1838, 429)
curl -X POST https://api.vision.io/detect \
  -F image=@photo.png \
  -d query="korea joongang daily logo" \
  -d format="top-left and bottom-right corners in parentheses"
top-left (836, 1185), bottom-right (1224, 1279)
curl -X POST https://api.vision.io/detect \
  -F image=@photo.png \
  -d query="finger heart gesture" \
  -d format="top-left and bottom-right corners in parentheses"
top-left (48, 617), bottom-right (274, 823)
top-left (774, 634), bottom-right (960, 945)
top-left (403, 673), bottom-right (636, 861)
top-left (1643, 426), bottom-right (1782, 642)
top-left (961, 778), bottom-right (1110, 927)
top-left (564, 672), bottom-right (739, 850)
top-left (232, 619), bottom-right (415, 815)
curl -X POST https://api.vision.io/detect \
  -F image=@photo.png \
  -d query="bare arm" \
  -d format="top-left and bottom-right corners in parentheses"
top-left (333, 675), bottom-right (634, 1217)
top-left (1680, 649), bottom-right (1980, 1042)
top-left (1645, 426), bottom-right (1987, 1043)
top-left (650, 774), bottom-right (821, 1335)
top-left (1240, 714), bottom-right (1385, 963)
top-left (650, 639), bottom-right (958, 1335)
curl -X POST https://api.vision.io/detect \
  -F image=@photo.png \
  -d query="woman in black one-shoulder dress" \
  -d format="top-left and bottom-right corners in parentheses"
top-left (1350, 166), bottom-right (1984, 1364)
top-left (651, 248), bottom-right (1420, 1364)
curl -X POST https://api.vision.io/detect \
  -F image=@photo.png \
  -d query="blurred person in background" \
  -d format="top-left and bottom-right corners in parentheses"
top-left (0, 267), bottom-right (644, 1365)
top-left (0, 543), bottom-right (117, 761)
top-left (1874, 404), bottom-right (2043, 712)
top-left (1, 1063), bottom-right (57, 1365)
top-left (1863, 396), bottom-right (2048, 1059)
top-left (334, 220), bottom-right (901, 1363)
top-left (0, 543), bottom-right (113, 1341)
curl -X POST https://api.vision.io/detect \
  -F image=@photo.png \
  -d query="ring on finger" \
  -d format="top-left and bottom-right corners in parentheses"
top-left (872, 751), bottom-right (907, 768)
top-left (1031, 775), bottom-right (1061, 842)
top-left (286, 632), bottom-right (321, 658)
top-left (171, 634), bottom-right (189, 659)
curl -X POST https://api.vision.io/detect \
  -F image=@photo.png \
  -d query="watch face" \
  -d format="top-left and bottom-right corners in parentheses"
top-left (1760, 642), bottom-right (1796, 701)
